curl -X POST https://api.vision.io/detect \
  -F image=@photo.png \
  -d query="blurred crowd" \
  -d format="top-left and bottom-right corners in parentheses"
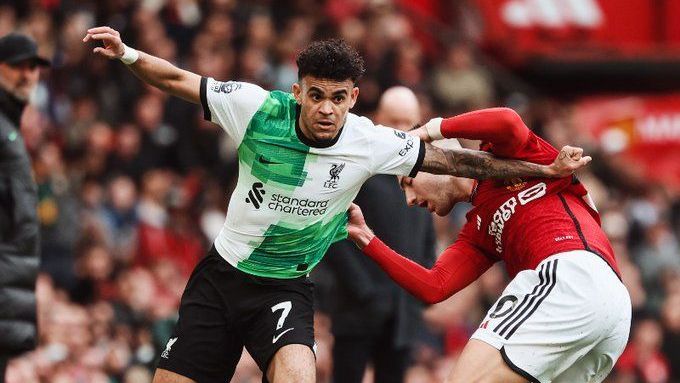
top-left (2, 0), bottom-right (679, 382)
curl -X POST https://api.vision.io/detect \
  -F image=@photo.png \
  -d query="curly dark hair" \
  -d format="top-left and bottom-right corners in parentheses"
top-left (296, 39), bottom-right (365, 84)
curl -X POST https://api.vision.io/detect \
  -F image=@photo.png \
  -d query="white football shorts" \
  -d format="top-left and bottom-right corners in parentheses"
top-left (471, 250), bottom-right (631, 383)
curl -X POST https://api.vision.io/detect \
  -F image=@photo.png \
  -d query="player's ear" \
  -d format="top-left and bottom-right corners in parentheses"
top-left (292, 82), bottom-right (302, 104)
top-left (349, 86), bottom-right (359, 108)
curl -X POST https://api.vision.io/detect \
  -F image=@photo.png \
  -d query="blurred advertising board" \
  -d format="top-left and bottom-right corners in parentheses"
top-left (474, 0), bottom-right (680, 64)
top-left (573, 95), bottom-right (680, 190)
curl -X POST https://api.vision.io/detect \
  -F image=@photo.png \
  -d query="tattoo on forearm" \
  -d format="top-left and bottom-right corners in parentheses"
top-left (420, 143), bottom-right (549, 180)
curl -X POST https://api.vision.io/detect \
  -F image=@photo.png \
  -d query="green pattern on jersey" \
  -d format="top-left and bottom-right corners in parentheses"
top-left (238, 211), bottom-right (349, 278)
top-left (238, 91), bottom-right (310, 190)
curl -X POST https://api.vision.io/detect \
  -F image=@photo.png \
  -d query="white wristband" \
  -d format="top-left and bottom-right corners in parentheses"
top-left (120, 44), bottom-right (139, 65)
top-left (425, 117), bottom-right (444, 140)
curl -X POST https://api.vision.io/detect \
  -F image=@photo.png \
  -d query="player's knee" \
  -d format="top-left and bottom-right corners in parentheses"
top-left (267, 344), bottom-right (315, 383)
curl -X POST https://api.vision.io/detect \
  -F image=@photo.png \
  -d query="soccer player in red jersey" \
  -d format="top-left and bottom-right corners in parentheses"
top-left (346, 108), bottom-right (632, 383)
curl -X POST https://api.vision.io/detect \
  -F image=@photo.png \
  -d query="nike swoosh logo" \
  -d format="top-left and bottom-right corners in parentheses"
top-left (258, 155), bottom-right (280, 165)
top-left (272, 328), bottom-right (294, 343)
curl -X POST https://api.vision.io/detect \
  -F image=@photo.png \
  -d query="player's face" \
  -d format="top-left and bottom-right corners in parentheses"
top-left (400, 172), bottom-right (473, 216)
top-left (292, 76), bottom-right (359, 142)
top-left (0, 60), bottom-right (40, 102)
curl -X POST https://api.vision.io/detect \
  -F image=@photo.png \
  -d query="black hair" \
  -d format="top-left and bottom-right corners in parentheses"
top-left (296, 39), bottom-right (365, 84)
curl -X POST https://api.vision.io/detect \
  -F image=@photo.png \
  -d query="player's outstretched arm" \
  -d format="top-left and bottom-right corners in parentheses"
top-left (419, 143), bottom-right (591, 180)
top-left (346, 204), bottom-right (493, 304)
top-left (83, 26), bottom-right (201, 104)
top-left (412, 108), bottom-right (530, 157)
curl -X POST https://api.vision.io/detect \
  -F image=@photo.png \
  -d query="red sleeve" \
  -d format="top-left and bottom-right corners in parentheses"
top-left (362, 237), bottom-right (496, 304)
top-left (440, 108), bottom-right (530, 157)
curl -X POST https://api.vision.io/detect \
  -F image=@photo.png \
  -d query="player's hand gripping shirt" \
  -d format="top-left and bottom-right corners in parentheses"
top-left (200, 78), bottom-right (424, 278)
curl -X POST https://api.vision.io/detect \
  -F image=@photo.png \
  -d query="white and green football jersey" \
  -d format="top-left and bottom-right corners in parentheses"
top-left (200, 77), bottom-right (424, 278)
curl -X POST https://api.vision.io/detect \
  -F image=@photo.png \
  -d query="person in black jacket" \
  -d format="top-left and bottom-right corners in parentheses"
top-left (0, 33), bottom-right (49, 382)
top-left (324, 87), bottom-right (437, 383)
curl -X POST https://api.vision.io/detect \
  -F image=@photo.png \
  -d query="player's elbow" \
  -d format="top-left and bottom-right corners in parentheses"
top-left (418, 288), bottom-right (451, 305)
top-left (495, 108), bottom-right (529, 145)
top-left (418, 271), bottom-right (458, 304)
top-left (496, 108), bottom-right (523, 131)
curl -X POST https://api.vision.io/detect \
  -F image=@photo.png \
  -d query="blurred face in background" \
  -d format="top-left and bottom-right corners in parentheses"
top-left (292, 76), bottom-right (358, 142)
top-left (134, 93), bottom-right (163, 131)
top-left (0, 60), bottom-right (40, 102)
top-left (116, 124), bottom-right (141, 159)
top-left (375, 86), bottom-right (421, 132)
top-left (109, 176), bottom-right (137, 212)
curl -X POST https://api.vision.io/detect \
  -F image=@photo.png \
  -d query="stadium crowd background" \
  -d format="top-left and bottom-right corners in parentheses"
top-left (2, 0), bottom-right (679, 382)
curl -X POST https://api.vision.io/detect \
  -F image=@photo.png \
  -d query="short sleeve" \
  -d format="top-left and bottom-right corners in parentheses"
top-left (368, 125), bottom-right (425, 177)
top-left (200, 77), bottom-right (269, 145)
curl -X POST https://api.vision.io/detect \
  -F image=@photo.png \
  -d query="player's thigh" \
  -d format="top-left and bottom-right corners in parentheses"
top-left (266, 343), bottom-right (316, 383)
top-left (552, 352), bottom-right (615, 383)
top-left (243, 277), bottom-right (316, 379)
top-left (471, 252), bottom-right (628, 383)
top-left (445, 339), bottom-right (526, 383)
top-left (554, 308), bottom-right (631, 383)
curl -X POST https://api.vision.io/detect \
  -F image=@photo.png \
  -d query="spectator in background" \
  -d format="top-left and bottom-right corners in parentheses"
top-left (34, 141), bottom-right (81, 291)
top-left (0, 32), bottom-right (50, 383)
top-left (661, 286), bottom-right (680, 380)
top-left (615, 317), bottom-right (670, 383)
top-left (325, 86), bottom-right (437, 383)
top-left (135, 170), bottom-right (202, 278)
top-left (430, 42), bottom-right (493, 114)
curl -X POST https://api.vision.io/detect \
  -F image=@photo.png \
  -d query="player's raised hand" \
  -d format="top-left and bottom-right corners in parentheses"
top-left (549, 145), bottom-right (592, 177)
top-left (83, 26), bottom-right (125, 59)
top-left (409, 125), bottom-right (431, 142)
top-left (409, 118), bottom-right (442, 143)
top-left (347, 203), bottom-right (375, 248)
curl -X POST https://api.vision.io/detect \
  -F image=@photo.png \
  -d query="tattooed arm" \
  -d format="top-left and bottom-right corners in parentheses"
top-left (420, 143), bottom-right (591, 179)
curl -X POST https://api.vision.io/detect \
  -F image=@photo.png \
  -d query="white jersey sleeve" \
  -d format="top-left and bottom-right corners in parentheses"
top-left (200, 77), bottom-right (269, 145)
top-left (368, 123), bottom-right (425, 177)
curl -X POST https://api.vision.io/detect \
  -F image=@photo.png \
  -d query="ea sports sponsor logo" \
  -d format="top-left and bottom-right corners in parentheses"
top-left (245, 182), bottom-right (266, 209)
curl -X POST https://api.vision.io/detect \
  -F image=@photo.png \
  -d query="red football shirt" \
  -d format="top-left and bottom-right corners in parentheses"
top-left (363, 108), bottom-right (620, 303)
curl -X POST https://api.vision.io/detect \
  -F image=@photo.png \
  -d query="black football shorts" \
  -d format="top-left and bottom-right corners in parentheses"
top-left (156, 246), bottom-right (315, 383)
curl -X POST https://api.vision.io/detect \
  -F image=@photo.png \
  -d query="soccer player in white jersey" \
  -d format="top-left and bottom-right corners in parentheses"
top-left (83, 26), bottom-right (591, 383)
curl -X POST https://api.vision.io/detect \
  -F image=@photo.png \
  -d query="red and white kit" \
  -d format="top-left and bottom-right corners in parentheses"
top-left (364, 108), bottom-right (631, 383)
